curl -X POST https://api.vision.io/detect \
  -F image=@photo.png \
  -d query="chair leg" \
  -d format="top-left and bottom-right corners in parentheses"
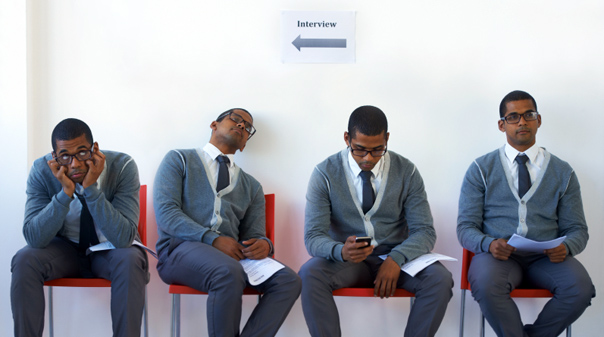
top-left (480, 312), bottom-right (485, 337)
top-left (48, 286), bottom-right (54, 337)
top-left (171, 294), bottom-right (181, 337)
top-left (459, 289), bottom-right (466, 337)
top-left (567, 324), bottom-right (571, 337)
top-left (409, 297), bottom-right (415, 310)
top-left (143, 286), bottom-right (148, 337)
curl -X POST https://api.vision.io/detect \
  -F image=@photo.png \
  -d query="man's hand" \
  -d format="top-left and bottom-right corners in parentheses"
top-left (374, 256), bottom-right (401, 299)
top-left (212, 236), bottom-right (245, 260)
top-left (544, 244), bottom-right (567, 263)
top-left (82, 143), bottom-right (105, 189)
top-left (341, 236), bottom-right (373, 263)
top-left (241, 238), bottom-right (270, 260)
top-left (47, 159), bottom-right (76, 197)
top-left (488, 238), bottom-right (516, 260)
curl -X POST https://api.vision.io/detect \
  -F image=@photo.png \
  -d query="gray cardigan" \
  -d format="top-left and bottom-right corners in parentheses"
top-left (23, 151), bottom-right (140, 248)
top-left (153, 149), bottom-right (268, 254)
top-left (457, 147), bottom-right (588, 255)
top-left (304, 149), bottom-right (436, 266)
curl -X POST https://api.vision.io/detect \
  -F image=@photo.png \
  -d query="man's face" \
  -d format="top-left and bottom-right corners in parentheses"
top-left (211, 109), bottom-right (253, 152)
top-left (344, 130), bottom-right (389, 171)
top-left (52, 134), bottom-right (93, 184)
top-left (498, 99), bottom-right (541, 152)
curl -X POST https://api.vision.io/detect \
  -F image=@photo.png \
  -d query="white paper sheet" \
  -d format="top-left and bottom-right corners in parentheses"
top-left (506, 234), bottom-right (566, 253)
top-left (87, 240), bottom-right (158, 259)
top-left (380, 252), bottom-right (457, 277)
top-left (239, 258), bottom-right (285, 286)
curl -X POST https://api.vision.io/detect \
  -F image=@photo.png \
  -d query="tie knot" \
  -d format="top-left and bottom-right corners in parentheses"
top-left (74, 192), bottom-right (85, 202)
top-left (359, 171), bottom-right (372, 182)
top-left (515, 154), bottom-right (529, 165)
top-left (217, 155), bottom-right (230, 165)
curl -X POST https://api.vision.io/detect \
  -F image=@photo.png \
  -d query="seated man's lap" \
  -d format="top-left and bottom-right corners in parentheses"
top-left (299, 257), bottom-right (373, 290)
top-left (157, 240), bottom-right (247, 292)
top-left (397, 261), bottom-right (453, 294)
top-left (91, 246), bottom-right (149, 282)
top-left (12, 237), bottom-right (82, 280)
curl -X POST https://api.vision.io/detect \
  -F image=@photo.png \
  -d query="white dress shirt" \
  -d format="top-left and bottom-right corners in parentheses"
top-left (503, 143), bottom-right (545, 193)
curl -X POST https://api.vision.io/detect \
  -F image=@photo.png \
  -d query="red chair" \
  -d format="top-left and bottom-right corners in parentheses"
top-left (332, 285), bottom-right (415, 313)
top-left (168, 194), bottom-right (275, 337)
top-left (44, 185), bottom-right (149, 337)
top-left (459, 248), bottom-right (571, 337)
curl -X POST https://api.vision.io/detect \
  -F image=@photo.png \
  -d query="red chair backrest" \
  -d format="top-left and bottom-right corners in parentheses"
top-left (138, 185), bottom-right (147, 246)
top-left (264, 193), bottom-right (275, 244)
top-left (460, 248), bottom-right (474, 291)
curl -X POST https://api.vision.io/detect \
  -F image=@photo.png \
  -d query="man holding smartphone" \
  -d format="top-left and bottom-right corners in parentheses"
top-left (11, 118), bottom-right (148, 337)
top-left (299, 106), bottom-right (453, 337)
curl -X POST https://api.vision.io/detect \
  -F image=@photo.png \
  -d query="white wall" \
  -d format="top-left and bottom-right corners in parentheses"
top-left (1, 0), bottom-right (603, 336)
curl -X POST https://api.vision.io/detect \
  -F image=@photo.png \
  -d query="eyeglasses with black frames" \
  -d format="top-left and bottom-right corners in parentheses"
top-left (222, 111), bottom-right (256, 139)
top-left (500, 111), bottom-right (539, 124)
top-left (349, 146), bottom-right (387, 157)
top-left (54, 147), bottom-right (93, 166)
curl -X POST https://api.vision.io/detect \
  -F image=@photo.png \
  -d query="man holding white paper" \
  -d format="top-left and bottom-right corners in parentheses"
top-left (154, 108), bottom-right (301, 337)
top-left (300, 106), bottom-right (453, 337)
top-left (11, 118), bottom-right (148, 337)
top-left (457, 90), bottom-right (595, 336)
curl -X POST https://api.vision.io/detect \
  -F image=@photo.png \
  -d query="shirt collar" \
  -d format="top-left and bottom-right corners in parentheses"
top-left (504, 143), bottom-right (539, 164)
top-left (347, 148), bottom-right (383, 178)
top-left (203, 143), bottom-right (234, 167)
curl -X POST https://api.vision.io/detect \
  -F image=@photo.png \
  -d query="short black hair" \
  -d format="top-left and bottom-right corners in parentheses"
top-left (348, 105), bottom-right (388, 139)
top-left (499, 90), bottom-right (538, 118)
top-left (216, 108), bottom-right (253, 122)
top-left (51, 118), bottom-right (93, 152)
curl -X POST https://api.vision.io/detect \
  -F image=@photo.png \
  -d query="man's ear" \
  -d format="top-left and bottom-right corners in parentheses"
top-left (210, 121), bottom-right (218, 132)
top-left (498, 120), bottom-right (505, 132)
top-left (344, 131), bottom-right (350, 146)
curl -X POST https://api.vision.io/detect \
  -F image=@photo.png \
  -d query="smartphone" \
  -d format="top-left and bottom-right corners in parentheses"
top-left (355, 236), bottom-right (372, 247)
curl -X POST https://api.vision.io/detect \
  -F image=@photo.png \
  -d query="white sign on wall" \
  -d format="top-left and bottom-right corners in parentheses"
top-left (281, 11), bottom-right (356, 64)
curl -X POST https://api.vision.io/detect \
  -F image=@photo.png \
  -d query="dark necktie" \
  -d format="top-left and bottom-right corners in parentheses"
top-left (360, 171), bottom-right (375, 214)
top-left (75, 193), bottom-right (99, 249)
top-left (216, 155), bottom-right (230, 192)
top-left (515, 154), bottom-right (531, 198)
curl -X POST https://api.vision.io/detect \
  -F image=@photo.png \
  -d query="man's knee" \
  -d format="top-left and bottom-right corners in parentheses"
top-left (416, 263), bottom-right (454, 297)
top-left (11, 247), bottom-right (44, 278)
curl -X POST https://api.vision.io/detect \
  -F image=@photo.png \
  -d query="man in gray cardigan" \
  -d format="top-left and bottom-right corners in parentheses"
top-left (154, 108), bottom-right (301, 337)
top-left (299, 106), bottom-right (453, 337)
top-left (457, 90), bottom-right (595, 336)
top-left (11, 118), bottom-right (148, 337)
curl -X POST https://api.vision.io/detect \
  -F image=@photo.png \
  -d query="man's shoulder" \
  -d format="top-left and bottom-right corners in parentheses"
top-left (385, 150), bottom-right (415, 167)
top-left (472, 148), bottom-right (501, 167)
top-left (315, 150), bottom-right (344, 172)
top-left (543, 149), bottom-right (573, 171)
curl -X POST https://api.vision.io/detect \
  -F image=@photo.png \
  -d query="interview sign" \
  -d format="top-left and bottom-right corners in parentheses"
top-left (281, 11), bottom-right (356, 64)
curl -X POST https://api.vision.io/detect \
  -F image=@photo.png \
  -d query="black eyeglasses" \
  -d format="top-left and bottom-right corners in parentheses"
top-left (500, 111), bottom-right (539, 124)
top-left (219, 111), bottom-right (256, 139)
top-left (349, 146), bottom-right (387, 157)
top-left (54, 148), bottom-right (93, 166)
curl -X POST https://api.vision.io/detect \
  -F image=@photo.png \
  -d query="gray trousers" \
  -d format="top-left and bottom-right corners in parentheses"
top-left (157, 240), bottom-right (301, 337)
top-left (469, 252), bottom-right (595, 337)
top-left (11, 236), bottom-right (149, 337)
top-left (299, 249), bottom-right (453, 337)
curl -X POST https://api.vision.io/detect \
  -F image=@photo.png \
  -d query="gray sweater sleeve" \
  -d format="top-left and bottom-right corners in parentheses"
top-left (387, 166), bottom-right (436, 266)
top-left (557, 171), bottom-right (589, 256)
top-left (84, 158), bottom-right (140, 248)
top-left (304, 167), bottom-right (344, 261)
top-left (23, 163), bottom-right (73, 248)
top-left (457, 161), bottom-right (494, 253)
top-left (154, 150), bottom-right (220, 244)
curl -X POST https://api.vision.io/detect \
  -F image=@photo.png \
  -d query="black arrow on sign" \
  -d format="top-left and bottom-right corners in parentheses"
top-left (292, 35), bottom-right (347, 51)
